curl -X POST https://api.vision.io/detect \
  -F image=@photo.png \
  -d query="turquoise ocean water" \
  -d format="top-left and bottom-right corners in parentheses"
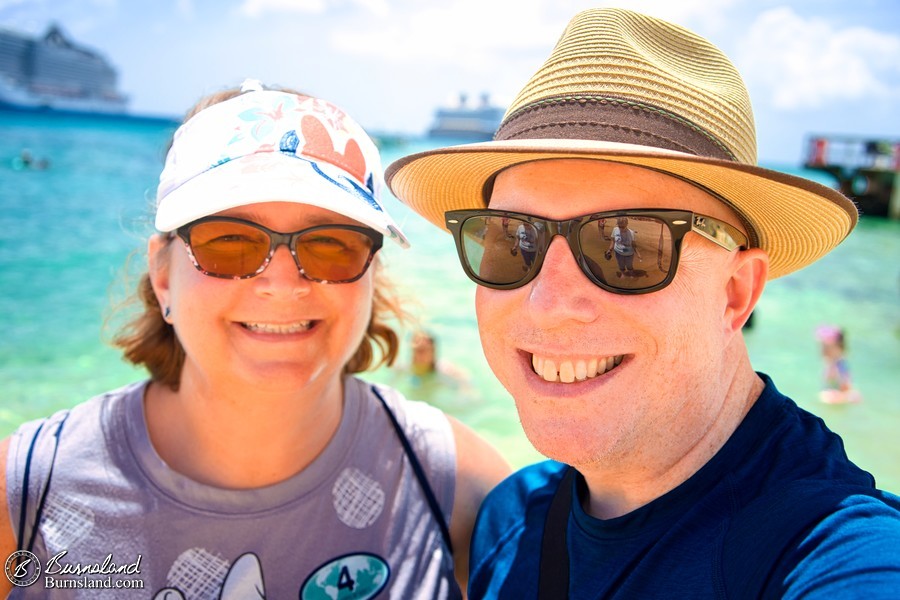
top-left (1, 111), bottom-right (898, 491)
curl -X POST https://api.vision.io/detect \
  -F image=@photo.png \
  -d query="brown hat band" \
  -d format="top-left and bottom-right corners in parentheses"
top-left (495, 96), bottom-right (737, 162)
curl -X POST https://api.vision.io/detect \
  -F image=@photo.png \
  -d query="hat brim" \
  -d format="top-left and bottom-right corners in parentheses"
top-left (157, 153), bottom-right (409, 248)
top-left (385, 139), bottom-right (857, 279)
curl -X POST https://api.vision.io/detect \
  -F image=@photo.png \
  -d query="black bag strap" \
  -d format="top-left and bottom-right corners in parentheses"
top-left (371, 385), bottom-right (453, 555)
top-left (17, 412), bottom-right (70, 555)
top-left (538, 466), bottom-right (576, 600)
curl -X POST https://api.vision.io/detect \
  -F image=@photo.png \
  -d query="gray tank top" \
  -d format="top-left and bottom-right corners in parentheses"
top-left (6, 376), bottom-right (460, 599)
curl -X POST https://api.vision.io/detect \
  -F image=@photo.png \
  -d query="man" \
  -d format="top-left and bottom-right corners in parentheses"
top-left (386, 7), bottom-right (900, 598)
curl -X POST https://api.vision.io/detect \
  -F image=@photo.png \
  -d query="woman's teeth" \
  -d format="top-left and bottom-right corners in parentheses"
top-left (531, 354), bottom-right (624, 383)
top-left (242, 321), bottom-right (312, 334)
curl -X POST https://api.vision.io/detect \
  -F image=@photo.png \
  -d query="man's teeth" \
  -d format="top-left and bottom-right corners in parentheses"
top-left (243, 321), bottom-right (312, 334)
top-left (531, 354), bottom-right (624, 383)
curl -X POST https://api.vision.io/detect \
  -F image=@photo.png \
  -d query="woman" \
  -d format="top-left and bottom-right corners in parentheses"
top-left (0, 81), bottom-right (509, 598)
top-left (606, 216), bottom-right (643, 277)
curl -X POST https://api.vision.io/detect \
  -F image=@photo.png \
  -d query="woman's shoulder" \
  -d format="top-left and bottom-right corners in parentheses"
top-left (344, 377), bottom-right (457, 476)
top-left (10, 381), bottom-right (146, 441)
top-left (5, 381), bottom-right (150, 544)
top-left (350, 376), bottom-right (451, 434)
top-left (6, 381), bottom-right (148, 481)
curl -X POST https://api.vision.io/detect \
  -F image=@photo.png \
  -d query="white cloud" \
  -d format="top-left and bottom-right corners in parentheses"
top-left (331, 0), bottom-right (567, 67)
top-left (9, 0), bottom-right (121, 39)
top-left (238, 0), bottom-right (326, 17)
top-left (236, 0), bottom-right (389, 17)
top-left (739, 6), bottom-right (900, 110)
top-left (322, 0), bottom-right (749, 126)
top-left (328, 0), bottom-right (744, 70)
top-left (351, 0), bottom-right (389, 18)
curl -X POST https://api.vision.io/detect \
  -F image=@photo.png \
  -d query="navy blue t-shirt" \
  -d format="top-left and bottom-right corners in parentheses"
top-left (469, 374), bottom-right (900, 599)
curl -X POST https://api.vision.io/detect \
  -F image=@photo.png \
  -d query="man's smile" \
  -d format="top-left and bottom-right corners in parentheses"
top-left (530, 353), bottom-right (625, 383)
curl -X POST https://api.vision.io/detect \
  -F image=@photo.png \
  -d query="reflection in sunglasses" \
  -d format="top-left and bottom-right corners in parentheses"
top-left (447, 209), bottom-right (744, 295)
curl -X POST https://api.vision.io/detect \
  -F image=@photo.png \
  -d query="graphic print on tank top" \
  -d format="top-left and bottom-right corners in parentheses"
top-left (143, 467), bottom-right (391, 599)
top-left (332, 467), bottom-right (386, 528)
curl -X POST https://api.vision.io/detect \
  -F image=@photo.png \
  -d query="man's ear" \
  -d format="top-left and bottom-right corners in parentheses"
top-left (724, 248), bottom-right (768, 335)
top-left (148, 234), bottom-right (172, 311)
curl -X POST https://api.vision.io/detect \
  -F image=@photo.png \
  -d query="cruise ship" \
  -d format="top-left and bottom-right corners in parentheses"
top-left (0, 24), bottom-right (128, 114)
top-left (427, 92), bottom-right (504, 142)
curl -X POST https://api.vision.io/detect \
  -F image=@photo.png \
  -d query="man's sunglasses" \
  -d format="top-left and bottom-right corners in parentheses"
top-left (445, 209), bottom-right (748, 295)
top-left (174, 217), bottom-right (383, 283)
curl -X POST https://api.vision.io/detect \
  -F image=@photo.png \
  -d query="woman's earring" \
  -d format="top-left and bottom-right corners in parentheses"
top-left (163, 306), bottom-right (171, 320)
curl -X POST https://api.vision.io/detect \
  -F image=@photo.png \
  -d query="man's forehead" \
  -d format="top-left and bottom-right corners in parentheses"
top-left (491, 158), bottom-right (745, 229)
top-left (496, 158), bottom-right (691, 189)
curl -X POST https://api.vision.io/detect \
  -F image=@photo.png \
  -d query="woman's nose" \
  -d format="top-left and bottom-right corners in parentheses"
top-left (254, 245), bottom-right (312, 297)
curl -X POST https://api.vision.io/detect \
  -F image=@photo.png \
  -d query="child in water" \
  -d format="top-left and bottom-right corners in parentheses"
top-left (815, 324), bottom-right (862, 404)
top-left (408, 330), bottom-right (470, 388)
top-left (381, 330), bottom-right (478, 413)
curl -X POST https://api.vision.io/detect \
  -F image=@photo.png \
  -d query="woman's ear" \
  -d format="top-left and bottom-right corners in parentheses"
top-left (148, 234), bottom-right (172, 313)
top-left (724, 248), bottom-right (768, 336)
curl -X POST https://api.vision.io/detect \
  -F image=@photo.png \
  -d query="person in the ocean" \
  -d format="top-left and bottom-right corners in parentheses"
top-left (413, 329), bottom-right (472, 382)
top-left (816, 324), bottom-right (863, 404)
top-left (11, 149), bottom-right (49, 170)
top-left (0, 80), bottom-right (509, 598)
top-left (380, 329), bottom-right (477, 413)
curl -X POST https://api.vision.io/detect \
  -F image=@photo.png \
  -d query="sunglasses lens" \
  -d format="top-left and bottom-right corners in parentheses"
top-left (295, 228), bottom-right (376, 282)
top-left (453, 212), bottom-right (680, 293)
top-left (187, 220), bottom-right (271, 277)
top-left (579, 216), bottom-right (674, 290)
top-left (459, 215), bottom-right (541, 286)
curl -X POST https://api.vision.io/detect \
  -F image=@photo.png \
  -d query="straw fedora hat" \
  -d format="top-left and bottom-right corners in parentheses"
top-left (385, 8), bottom-right (858, 279)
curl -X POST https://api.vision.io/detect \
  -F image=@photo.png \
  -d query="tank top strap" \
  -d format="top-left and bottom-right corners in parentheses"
top-left (369, 385), bottom-right (454, 555)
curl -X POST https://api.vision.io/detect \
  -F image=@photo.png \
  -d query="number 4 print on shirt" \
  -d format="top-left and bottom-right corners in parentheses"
top-left (301, 553), bottom-right (390, 600)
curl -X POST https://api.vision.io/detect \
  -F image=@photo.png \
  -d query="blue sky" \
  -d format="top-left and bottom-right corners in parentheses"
top-left (1, 0), bottom-right (898, 164)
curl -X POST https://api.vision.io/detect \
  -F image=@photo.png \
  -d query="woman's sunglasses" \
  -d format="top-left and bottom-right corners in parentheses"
top-left (445, 209), bottom-right (748, 295)
top-left (174, 217), bottom-right (383, 283)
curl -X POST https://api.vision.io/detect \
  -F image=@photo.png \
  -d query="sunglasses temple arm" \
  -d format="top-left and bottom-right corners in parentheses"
top-left (691, 216), bottom-right (747, 251)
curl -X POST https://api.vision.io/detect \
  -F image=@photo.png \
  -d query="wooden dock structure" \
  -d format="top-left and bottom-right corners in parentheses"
top-left (804, 135), bottom-right (900, 219)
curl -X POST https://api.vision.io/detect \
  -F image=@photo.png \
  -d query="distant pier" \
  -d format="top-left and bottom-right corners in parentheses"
top-left (804, 135), bottom-right (900, 219)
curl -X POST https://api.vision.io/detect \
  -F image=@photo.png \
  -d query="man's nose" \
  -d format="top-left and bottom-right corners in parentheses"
top-left (525, 236), bottom-right (602, 325)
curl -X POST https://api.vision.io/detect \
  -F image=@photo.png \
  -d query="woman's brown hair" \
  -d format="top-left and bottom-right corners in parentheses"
top-left (111, 85), bottom-right (409, 390)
